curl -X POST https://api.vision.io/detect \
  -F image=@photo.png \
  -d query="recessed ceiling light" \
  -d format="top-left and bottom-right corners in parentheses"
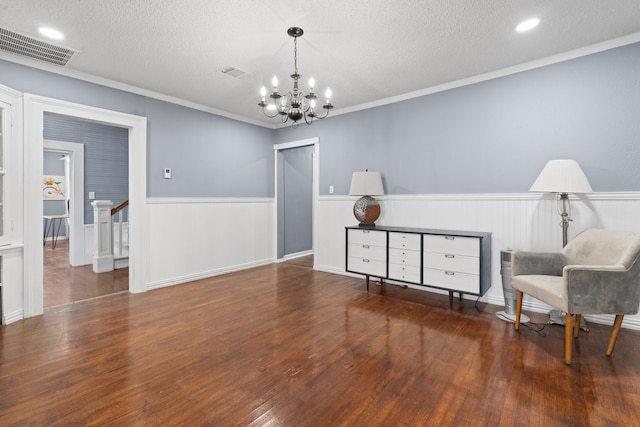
top-left (38, 27), bottom-right (64, 40)
top-left (516, 18), bottom-right (540, 33)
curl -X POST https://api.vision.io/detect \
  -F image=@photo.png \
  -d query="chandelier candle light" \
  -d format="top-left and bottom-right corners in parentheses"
top-left (258, 27), bottom-right (333, 125)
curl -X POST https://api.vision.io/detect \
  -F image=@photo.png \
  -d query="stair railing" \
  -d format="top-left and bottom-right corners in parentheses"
top-left (111, 199), bottom-right (129, 258)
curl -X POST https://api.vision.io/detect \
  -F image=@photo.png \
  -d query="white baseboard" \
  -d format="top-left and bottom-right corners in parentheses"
top-left (278, 250), bottom-right (313, 262)
top-left (2, 309), bottom-right (24, 325)
top-left (146, 258), bottom-right (275, 291)
top-left (114, 257), bottom-right (129, 269)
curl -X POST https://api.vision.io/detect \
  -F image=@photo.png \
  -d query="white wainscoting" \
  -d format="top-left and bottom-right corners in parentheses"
top-left (146, 198), bottom-right (275, 290)
top-left (315, 192), bottom-right (640, 330)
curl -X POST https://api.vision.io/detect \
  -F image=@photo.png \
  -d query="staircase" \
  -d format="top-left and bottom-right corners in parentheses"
top-left (112, 199), bottom-right (129, 269)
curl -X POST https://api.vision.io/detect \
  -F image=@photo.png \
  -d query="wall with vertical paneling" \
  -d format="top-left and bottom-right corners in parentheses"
top-left (43, 114), bottom-right (129, 224)
top-left (314, 192), bottom-right (640, 330)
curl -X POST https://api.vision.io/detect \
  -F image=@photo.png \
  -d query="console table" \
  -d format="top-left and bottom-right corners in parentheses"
top-left (43, 214), bottom-right (69, 249)
top-left (345, 226), bottom-right (491, 308)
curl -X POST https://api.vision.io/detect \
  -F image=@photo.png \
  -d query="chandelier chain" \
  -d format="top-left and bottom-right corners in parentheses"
top-left (293, 36), bottom-right (298, 76)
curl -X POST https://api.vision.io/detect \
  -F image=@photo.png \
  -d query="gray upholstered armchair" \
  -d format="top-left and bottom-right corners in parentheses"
top-left (511, 229), bottom-right (640, 364)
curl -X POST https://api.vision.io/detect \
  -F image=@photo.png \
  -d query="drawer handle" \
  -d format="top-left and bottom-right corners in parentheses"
top-left (445, 271), bottom-right (455, 276)
top-left (445, 254), bottom-right (455, 258)
top-left (363, 230), bottom-right (370, 233)
top-left (445, 236), bottom-right (455, 240)
top-left (363, 259), bottom-right (370, 263)
top-left (362, 245), bottom-right (370, 248)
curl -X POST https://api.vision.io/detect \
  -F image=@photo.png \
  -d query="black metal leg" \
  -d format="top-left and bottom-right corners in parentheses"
top-left (52, 218), bottom-right (63, 249)
top-left (366, 275), bottom-right (370, 291)
top-left (43, 218), bottom-right (53, 247)
top-left (449, 291), bottom-right (453, 309)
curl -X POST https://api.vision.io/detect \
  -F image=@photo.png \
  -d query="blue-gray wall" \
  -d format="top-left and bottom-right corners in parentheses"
top-left (0, 59), bottom-right (275, 198)
top-left (44, 114), bottom-right (129, 224)
top-left (275, 42), bottom-right (640, 195)
top-left (2, 40), bottom-right (640, 203)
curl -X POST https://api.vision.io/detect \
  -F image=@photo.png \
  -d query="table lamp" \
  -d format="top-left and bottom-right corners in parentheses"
top-left (349, 170), bottom-right (384, 227)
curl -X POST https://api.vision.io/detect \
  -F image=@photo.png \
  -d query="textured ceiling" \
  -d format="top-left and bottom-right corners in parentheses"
top-left (1, 0), bottom-right (640, 128)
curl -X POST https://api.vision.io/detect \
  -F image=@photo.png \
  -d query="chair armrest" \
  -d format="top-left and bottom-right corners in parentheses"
top-left (564, 264), bottom-right (626, 273)
top-left (564, 264), bottom-right (640, 314)
top-left (512, 251), bottom-right (566, 276)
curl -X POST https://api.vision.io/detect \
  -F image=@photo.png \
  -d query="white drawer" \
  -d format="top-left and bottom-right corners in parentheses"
top-left (423, 234), bottom-right (479, 257)
top-left (348, 243), bottom-right (386, 261)
top-left (423, 252), bottom-right (479, 275)
top-left (348, 256), bottom-right (386, 277)
top-left (388, 264), bottom-right (421, 283)
top-left (348, 229), bottom-right (387, 246)
top-left (423, 268), bottom-right (480, 294)
top-left (388, 232), bottom-right (421, 250)
top-left (389, 248), bottom-right (421, 266)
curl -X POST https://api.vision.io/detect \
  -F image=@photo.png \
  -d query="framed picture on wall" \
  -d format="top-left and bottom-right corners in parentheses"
top-left (42, 175), bottom-right (66, 200)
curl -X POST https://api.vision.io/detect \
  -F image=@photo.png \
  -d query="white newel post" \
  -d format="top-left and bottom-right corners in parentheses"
top-left (92, 200), bottom-right (114, 273)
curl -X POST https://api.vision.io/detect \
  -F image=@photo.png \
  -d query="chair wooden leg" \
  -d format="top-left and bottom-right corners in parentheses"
top-left (565, 313), bottom-right (573, 364)
top-left (573, 314), bottom-right (581, 338)
top-left (515, 291), bottom-right (523, 331)
top-left (606, 315), bottom-right (624, 356)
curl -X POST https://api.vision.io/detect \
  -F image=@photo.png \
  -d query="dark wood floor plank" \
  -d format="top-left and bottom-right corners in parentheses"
top-left (43, 240), bottom-right (129, 308)
top-left (3, 262), bottom-right (640, 425)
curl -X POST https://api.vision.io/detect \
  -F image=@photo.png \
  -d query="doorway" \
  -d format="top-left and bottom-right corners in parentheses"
top-left (42, 120), bottom-right (130, 307)
top-left (43, 140), bottom-right (84, 266)
top-left (23, 94), bottom-right (148, 318)
top-left (274, 137), bottom-right (319, 263)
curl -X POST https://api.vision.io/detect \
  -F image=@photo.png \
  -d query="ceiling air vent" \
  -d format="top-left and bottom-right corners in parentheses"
top-left (218, 65), bottom-right (251, 80)
top-left (0, 27), bottom-right (80, 66)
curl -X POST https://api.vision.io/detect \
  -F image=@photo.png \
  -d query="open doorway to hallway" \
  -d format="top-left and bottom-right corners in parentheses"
top-left (274, 138), bottom-right (319, 266)
top-left (42, 114), bottom-right (130, 308)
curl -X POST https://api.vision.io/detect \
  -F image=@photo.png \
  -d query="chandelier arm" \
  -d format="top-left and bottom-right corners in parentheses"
top-left (313, 109), bottom-right (331, 120)
top-left (303, 112), bottom-right (313, 125)
top-left (259, 101), bottom-right (282, 118)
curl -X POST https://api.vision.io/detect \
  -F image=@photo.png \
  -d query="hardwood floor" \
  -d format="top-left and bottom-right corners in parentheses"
top-left (3, 262), bottom-right (640, 425)
top-left (44, 239), bottom-right (129, 308)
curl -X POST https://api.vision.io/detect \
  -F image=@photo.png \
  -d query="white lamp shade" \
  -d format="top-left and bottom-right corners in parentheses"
top-left (529, 160), bottom-right (593, 194)
top-left (349, 171), bottom-right (384, 196)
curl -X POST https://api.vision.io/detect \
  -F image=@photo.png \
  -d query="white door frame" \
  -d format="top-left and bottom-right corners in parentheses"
top-left (273, 137), bottom-right (319, 263)
top-left (24, 94), bottom-right (148, 318)
top-left (43, 140), bottom-right (85, 266)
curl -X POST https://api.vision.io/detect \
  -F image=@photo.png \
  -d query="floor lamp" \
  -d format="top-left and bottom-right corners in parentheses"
top-left (529, 159), bottom-right (593, 247)
top-left (529, 159), bottom-right (593, 329)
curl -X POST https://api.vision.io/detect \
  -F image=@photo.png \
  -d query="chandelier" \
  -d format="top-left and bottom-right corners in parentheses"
top-left (258, 27), bottom-right (333, 125)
